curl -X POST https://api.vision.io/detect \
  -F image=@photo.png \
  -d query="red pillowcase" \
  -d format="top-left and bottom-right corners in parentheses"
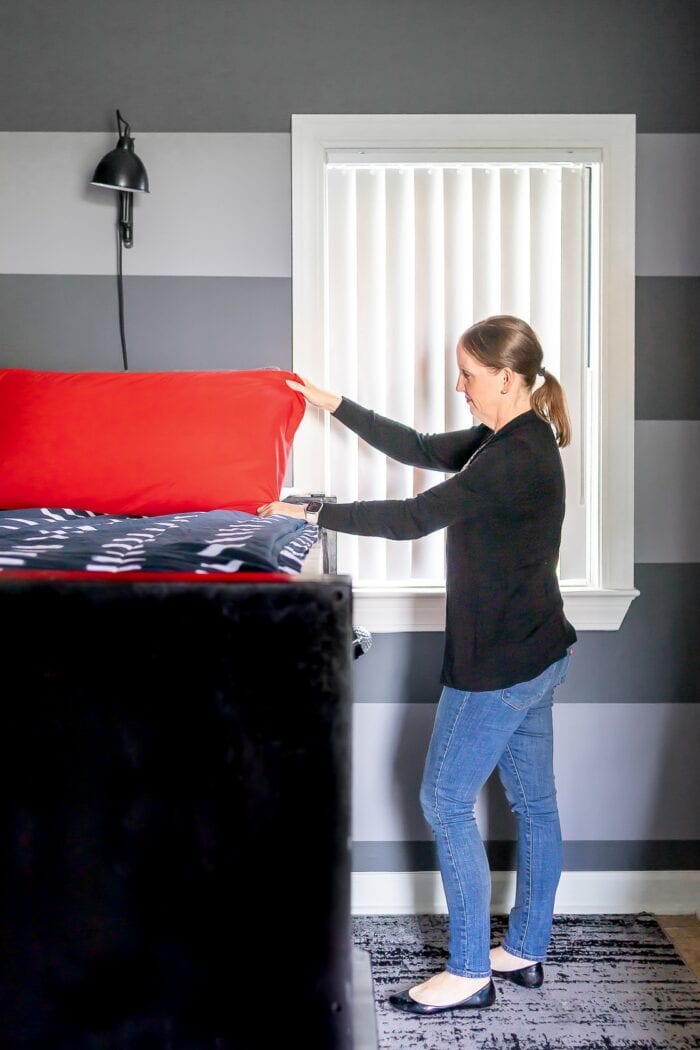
top-left (0, 367), bottom-right (306, 515)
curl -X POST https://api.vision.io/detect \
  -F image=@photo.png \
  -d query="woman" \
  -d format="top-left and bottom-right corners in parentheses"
top-left (258, 314), bottom-right (577, 1016)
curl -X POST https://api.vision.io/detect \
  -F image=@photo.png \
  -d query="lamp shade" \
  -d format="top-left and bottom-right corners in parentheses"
top-left (91, 135), bottom-right (149, 193)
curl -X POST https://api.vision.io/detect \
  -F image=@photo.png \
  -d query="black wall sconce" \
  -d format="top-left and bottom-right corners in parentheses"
top-left (91, 110), bottom-right (149, 369)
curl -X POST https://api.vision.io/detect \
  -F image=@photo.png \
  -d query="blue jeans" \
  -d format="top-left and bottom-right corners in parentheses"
top-left (419, 651), bottom-right (573, 977)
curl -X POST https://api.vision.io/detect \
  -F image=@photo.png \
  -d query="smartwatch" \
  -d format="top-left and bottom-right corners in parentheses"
top-left (304, 499), bottom-right (324, 525)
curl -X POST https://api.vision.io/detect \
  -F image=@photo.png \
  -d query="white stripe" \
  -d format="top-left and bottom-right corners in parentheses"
top-left (351, 871), bottom-right (700, 917)
top-left (86, 563), bottom-right (142, 573)
top-left (635, 420), bottom-right (700, 562)
top-left (0, 132), bottom-right (291, 277)
top-left (636, 133), bottom-right (700, 276)
top-left (351, 702), bottom-right (700, 842)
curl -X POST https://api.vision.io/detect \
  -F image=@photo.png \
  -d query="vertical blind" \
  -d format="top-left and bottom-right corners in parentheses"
top-left (325, 162), bottom-right (593, 586)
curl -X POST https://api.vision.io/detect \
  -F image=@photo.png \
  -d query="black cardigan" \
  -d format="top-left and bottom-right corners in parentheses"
top-left (318, 397), bottom-right (577, 691)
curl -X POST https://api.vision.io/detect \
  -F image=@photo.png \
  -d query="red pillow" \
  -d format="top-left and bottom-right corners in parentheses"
top-left (0, 368), bottom-right (306, 515)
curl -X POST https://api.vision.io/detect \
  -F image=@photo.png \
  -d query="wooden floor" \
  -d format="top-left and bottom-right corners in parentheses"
top-left (656, 914), bottom-right (700, 978)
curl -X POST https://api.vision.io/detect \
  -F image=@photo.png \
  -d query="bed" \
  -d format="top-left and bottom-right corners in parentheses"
top-left (0, 367), bottom-right (355, 1050)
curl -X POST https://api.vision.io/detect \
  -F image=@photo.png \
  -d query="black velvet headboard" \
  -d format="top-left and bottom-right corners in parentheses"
top-left (0, 574), bottom-right (354, 1050)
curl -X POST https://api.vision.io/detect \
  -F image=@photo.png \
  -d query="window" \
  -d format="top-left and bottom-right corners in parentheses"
top-left (291, 115), bottom-right (638, 632)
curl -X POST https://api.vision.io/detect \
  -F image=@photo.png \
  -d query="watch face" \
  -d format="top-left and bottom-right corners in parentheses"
top-left (306, 500), bottom-right (323, 513)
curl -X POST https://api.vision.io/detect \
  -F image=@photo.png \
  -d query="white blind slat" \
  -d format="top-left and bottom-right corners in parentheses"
top-left (499, 168), bottom-right (531, 319)
top-left (529, 168), bottom-right (562, 374)
top-left (355, 170), bottom-right (387, 580)
top-left (327, 169), bottom-right (359, 577)
top-left (412, 169), bottom-right (446, 580)
top-left (385, 169), bottom-right (415, 581)
top-left (472, 168), bottom-right (501, 321)
top-left (443, 169), bottom-right (473, 433)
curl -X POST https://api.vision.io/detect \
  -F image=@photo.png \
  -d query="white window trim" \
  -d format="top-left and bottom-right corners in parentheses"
top-left (291, 114), bottom-right (639, 632)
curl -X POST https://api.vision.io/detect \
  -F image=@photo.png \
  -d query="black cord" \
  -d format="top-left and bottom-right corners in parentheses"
top-left (116, 224), bottom-right (128, 370)
top-left (116, 109), bottom-right (130, 138)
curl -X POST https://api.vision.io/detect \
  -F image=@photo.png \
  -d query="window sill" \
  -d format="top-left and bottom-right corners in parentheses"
top-left (351, 586), bottom-right (640, 633)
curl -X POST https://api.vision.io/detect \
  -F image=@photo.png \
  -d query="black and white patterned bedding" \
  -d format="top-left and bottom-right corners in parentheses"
top-left (0, 508), bottom-right (318, 575)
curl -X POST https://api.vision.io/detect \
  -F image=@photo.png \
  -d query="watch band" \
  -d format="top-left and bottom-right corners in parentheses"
top-left (304, 499), bottom-right (323, 525)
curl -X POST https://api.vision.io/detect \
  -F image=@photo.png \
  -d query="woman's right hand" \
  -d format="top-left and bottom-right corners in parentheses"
top-left (286, 376), bottom-right (342, 414)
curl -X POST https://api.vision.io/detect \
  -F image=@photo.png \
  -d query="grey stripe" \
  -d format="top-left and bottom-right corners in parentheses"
top-left (636, 277), bottom-right (700, 420)
top-left (352, 564), bottom-right (700, 702)
top-left (352, 840), bottom-right (700, 872)
top-left (0, 275), bottom-right (291, 373)
top-left (2, 274), bottom-right (698, 423)
top-left (0, 1), bottom-right (698, 133)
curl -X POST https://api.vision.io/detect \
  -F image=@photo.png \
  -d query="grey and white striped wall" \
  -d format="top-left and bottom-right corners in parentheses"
top-left (1, 0), bottom-right (698, 914)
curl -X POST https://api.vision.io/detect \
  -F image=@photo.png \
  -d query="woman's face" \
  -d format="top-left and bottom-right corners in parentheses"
top-left (456, 345), bottom-right (503, 425)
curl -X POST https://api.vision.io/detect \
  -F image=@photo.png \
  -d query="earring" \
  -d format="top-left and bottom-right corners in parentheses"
top-left (501, 387), bottom-right (507, 395)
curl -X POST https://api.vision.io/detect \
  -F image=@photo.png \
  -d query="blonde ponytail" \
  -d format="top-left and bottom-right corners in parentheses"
top-left (530, 369), bottom-right (572, 448)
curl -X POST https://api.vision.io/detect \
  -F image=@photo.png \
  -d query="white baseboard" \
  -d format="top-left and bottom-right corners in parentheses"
top-left (352, 870), bottom-right (700, 916)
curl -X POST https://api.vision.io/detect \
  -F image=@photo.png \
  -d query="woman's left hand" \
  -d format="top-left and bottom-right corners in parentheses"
top-left (257, 501), bottom-right (305, 519)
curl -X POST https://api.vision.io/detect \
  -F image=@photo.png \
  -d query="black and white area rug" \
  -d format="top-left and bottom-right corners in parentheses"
top-left (352, 913), bottom-right (700, 1049)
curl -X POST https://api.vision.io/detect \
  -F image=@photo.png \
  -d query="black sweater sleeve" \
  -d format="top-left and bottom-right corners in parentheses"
top-left (332, 396), bottom-right (490, 472)
top-left (318, 468), bottom-right (492, 539)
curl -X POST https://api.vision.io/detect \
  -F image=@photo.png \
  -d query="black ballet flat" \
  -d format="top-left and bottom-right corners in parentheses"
top-left (388, 977), bottom-right (496, 1015)
top-left (491, 961), bottom-right (544, 988)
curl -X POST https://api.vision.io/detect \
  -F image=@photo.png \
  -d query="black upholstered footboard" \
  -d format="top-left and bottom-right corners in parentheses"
top-left (0, 575), bottom-right (354, 1050)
